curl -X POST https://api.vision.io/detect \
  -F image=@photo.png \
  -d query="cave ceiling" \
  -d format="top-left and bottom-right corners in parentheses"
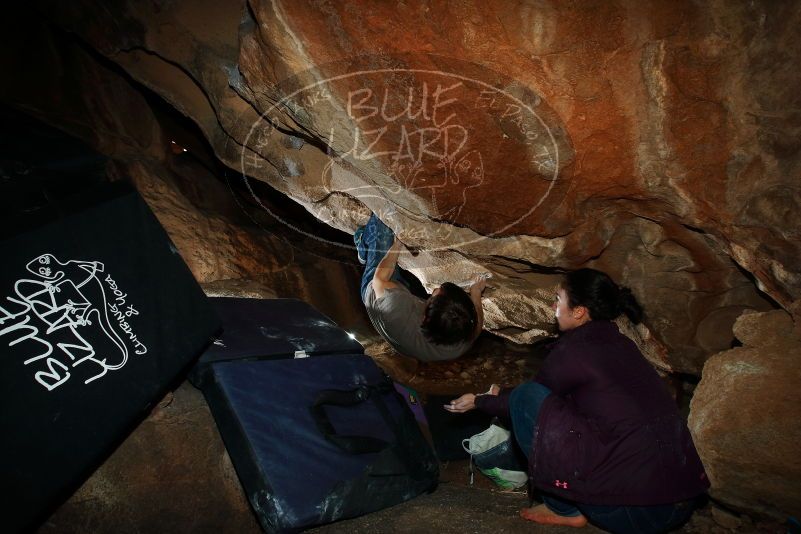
top-left (17, 0), bottom-right (801, 374)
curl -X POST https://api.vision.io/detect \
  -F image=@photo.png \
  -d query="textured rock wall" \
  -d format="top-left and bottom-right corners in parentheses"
top-left (5, 0), bottom-right (801, 522)
top-left (37, 0), bottom-right (799, 374)
top-left (2, 12), bottom-right (373, 530)
top-left (42, 384), bottom-right (260, 534)
top-left (0, 6), bottom-right (368, 332)
top-left (689, 308), bottom-right (801, 519)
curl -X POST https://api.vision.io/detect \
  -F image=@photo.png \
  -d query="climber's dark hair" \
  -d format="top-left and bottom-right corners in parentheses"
top-left (421, 282), bottom-right (477, 345)
top-left (562, 268), bottom-right (643, 324)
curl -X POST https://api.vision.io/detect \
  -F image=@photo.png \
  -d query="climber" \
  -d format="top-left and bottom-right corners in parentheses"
top-left (354, 213), bottom-right (484, 361)
top-left (445, 268), bottom-right (709, 533)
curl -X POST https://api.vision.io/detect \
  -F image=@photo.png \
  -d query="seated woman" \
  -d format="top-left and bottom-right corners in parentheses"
top-left (446, 268), bottom-right (709, 533)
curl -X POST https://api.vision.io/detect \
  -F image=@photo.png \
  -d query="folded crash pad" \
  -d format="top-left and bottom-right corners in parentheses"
top-left (0, 182), bottom-right (220, 532)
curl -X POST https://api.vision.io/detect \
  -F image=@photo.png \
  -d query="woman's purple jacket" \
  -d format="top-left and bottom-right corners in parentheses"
top-left (476, 320), bottom-right (709, 506)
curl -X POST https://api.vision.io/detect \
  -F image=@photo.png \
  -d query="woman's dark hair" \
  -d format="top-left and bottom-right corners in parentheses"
top-left (421, 282), bottom-right (477, 345)
top-left (562, 268), bottom-right (643, 324)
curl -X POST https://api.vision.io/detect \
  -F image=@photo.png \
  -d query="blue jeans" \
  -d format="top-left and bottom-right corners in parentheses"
top-left (576, 500), bottom-right (699, 534)
top-left (356, 214), bottom-right (408, 301)
top-left (509, 382), bottom-right (699, 533)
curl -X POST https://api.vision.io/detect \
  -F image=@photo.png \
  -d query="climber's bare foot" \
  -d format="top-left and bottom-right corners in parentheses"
top-left (520, 504), bottom-right (588, 528)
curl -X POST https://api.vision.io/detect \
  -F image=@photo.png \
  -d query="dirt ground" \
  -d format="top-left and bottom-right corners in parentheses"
top-left (309, 460), bottom-right (604, 534)
top-left (310, 335), bottom-right (785, 534)
top-left (41, 332), bottom-right (786, 534)
top-left (360, 330), bottom-right (548, 397)
top-left (307, 456), bottom-right (786, 534)
top-left (308, 459), bottom-right (784, 534)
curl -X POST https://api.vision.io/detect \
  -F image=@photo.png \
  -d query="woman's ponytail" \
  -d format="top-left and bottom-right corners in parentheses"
top-left (563, 269), bottom-right (644, 324)
top-left (616, 286), bottom-right (643, 325)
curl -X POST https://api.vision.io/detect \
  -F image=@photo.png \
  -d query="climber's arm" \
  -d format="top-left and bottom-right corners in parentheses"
top-left (468, 276), bottom-right (486, 340)
top-left (372, 238), bottom-right (402, 299)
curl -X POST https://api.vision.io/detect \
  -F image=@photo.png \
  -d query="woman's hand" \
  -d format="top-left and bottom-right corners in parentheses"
top-left (444, 385), bottom-right (499, 413)
top-left (444, 393), bottom-right (477, 413)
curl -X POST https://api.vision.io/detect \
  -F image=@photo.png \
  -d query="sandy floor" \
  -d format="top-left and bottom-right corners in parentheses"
top-left (309, 460), bottom-right (606, 534)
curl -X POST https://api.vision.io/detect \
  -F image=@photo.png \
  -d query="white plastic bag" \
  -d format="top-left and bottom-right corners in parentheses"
top-left (462, 423), bottom-right (528, 490)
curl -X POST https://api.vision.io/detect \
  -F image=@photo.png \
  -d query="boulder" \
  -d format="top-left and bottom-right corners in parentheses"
top-left (689, 309), bottom-right (801, 519)
top-left (118, 156), bottom-right (370, 335)
top-left (42, 383), bottom-right (260, 534)
top-left (32, 0), bottom-right (799, 373)
top-left (0, 9), bottom-right (371, 334)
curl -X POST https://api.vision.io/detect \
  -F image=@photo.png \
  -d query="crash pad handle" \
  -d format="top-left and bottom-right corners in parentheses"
top-left (311, 386), bottom-right (391, 455)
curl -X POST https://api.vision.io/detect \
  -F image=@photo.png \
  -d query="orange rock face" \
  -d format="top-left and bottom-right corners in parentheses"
top-left (6, 2), bottom-right (801, 522)
top-left (29, 0), bottom-right (801, 373)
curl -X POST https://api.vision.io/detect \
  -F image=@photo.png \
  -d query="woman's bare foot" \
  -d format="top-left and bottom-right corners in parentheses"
top-left (520, 504), bottom-right (588, 528)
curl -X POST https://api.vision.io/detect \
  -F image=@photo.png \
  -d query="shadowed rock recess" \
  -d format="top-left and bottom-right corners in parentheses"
top-left (2, 0), bottom-right (799, 529)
